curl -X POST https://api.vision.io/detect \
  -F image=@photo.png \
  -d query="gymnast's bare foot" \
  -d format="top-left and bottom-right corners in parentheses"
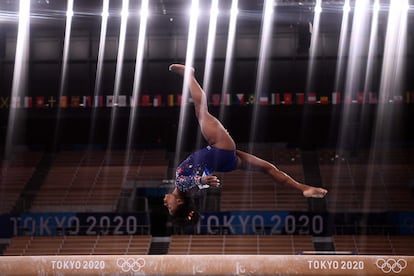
top-left (303, 186), bottom-right (328, 198)
top-left (169, 64), bottom-right (194, 76)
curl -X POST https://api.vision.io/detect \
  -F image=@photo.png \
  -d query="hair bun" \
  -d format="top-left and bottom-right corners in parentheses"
top-left (186, 210), bottom-right (199, 224)
top-left (172, 208), bottom-right (200, 227)
top-left (185, 209), bottom-right (200, 225)
top-left (187, 210), bottom-right (195, 220)
top-left (170, 196), bottom-right (200, 227)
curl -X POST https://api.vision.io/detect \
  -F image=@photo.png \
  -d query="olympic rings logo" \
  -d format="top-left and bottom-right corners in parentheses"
top-left (116, 257), bottom-right (146, 272)
top-left (375, 258), bottom-right (407, 274)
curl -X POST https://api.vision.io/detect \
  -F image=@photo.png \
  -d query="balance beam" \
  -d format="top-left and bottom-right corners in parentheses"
top-left (0, 255), bottom-right (412, 275)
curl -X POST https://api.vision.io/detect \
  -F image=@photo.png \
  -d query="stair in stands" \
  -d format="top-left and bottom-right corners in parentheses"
top-left (301, 151), bottom-right (327, 212)
top-left (0, 243), bottom-right (8, 255)
top-left (148, 237), bottom-right (170, 255)
top-left (301, 151), bottom-right (334, 253)
top-left (12, 153), bottom-right (55, 213)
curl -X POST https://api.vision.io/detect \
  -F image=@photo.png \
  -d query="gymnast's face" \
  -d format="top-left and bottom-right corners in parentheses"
top-left (163, 193), bottom-right (183, 215)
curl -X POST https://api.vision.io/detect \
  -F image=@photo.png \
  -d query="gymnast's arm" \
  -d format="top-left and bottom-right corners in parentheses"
top-left (176, 174), bottom-right (208, 192)
top-left (176, 174), bottom-right (220, 192)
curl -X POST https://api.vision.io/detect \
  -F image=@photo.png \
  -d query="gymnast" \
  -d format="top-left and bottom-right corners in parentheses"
top-left (163, 64), bottom-right (328, 225)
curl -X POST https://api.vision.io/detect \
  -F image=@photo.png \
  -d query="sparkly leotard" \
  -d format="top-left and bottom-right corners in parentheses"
top-left (175, 146), bottom-right (238, 192)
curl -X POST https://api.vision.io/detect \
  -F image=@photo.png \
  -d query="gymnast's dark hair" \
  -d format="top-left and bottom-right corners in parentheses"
top-left (171, 195), bottom-right (200, 227)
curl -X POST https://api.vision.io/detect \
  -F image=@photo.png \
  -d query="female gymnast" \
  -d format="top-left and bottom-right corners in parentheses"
top-left (163, 64), bottom-right (328, 225)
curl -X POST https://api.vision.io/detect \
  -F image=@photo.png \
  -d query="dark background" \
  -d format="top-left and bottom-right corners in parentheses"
top-left (0, 0), bottom-right (413, 151)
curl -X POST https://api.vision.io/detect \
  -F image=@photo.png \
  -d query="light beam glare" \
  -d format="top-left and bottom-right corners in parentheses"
top-left (202, 0), bottom-right (218, 93)
top-left (248, 0), bottom-right (274, 152)
top-left (195, 0), bottom-right (219, 150)
top-left (59, 0), bottom-right (73, 99)
top-left (88, 0), bottom-right (109, 148)
top-left (336, 0), bottom-right (370, 153)
top-left (373, 0), bottom-right (380, 14)
top-left (360, 0), bottom-right (408, 213)
top-left (304, 0), bottom-right (322, 96)
top-left (344, 0), bottom-right (370, 102)
top-left (314, 1), bottom-right (322, 14)
top-left (301, 0), bottom-right (321, 150)
top-left (66, 6), bottom-right (73, 17)
top-left (360, 0), bottom-right (383, 215)
top-left (52, 0), bottom-right (74, 150)
top-left (219, 0), bottom-right (238, 122)
top-left (362, 0), bottom-right (380, 96)
top-left (174, 0), bottom-right (199, 169)
top-left (125, 0), bottom-right (149, 168)
top-left (114, 0), bottom-right (129, 99)
top-left (373, 0), bottom-right (408, 149)
top-left (343, 0), bottom-right (351, 13)
top-left (5, 0), bottom-right (30, 159)
top-left (96, 0), bottom-right (110, 96)
top-left (107, 0), bottom-right (129, 155)
top-left (329, 0), bottom-right (369, 211)
top-left (333, 0), bottom-right (351, 94)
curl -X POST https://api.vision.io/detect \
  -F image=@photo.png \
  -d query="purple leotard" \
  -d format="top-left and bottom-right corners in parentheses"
top-left (176, 146), bottom-right (238, 192)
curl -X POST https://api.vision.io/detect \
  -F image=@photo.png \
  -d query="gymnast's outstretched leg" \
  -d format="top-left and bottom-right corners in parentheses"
top-left (169, 64), bottom-right (236, 151)
top-left (236, 150), bottom-right (327, 198)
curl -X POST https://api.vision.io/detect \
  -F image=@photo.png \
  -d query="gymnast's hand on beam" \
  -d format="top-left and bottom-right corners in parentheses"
top-left (202, 175), bottom-right (221, 187)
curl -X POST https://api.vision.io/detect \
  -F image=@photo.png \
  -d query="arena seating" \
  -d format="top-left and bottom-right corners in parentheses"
top-left (220, 148), bottom-right (308, 211)
top-left (0, 150), bottom-right (43, 213)
top-left (220, 169), bottom-right (308, 211)
top-left (380, 162), bottom-right (414, 211)
top-left (30, 149), bottom-right (168, 212)
top-left (387, 235), bottom-right (414, 255)
top-left (1, 147), bottom-right (413, 259)
top-left (319, 149), bottom-right (414, 212)
top-left (0, 166), bottom-right (36, 213)
top-left (333, 235), bottom-right (414, 255)
top-left (168, 235), bottom-right (314, 255)
top-left (4, 234), bottom-right (414, 256)
top-left (3, 235), bottom-right (152, 256)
